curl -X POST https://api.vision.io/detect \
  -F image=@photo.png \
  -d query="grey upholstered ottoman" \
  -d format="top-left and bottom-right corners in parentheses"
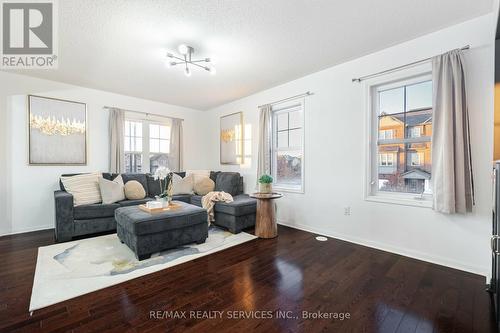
top-left (115, 201), bottom-right (208, 260)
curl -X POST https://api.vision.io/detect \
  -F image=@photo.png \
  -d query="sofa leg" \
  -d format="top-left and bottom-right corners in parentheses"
top-left (55, 233), bottom-right (72, 243)
top-left (196, 238), bottom-right (207, 244)
top-left (230, 228), bottom-right (242, 234)
top-left (137, 253), bottom-right (151, 261)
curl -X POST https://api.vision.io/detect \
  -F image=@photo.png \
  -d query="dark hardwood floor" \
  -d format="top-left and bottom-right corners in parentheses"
top-left (0, 225), bottom-right (497, 333)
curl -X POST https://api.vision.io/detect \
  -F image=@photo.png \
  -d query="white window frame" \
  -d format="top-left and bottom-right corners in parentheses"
top-left (408, 152), bottom-right (423, 166)
top-left (379, 129), bottom-right (394, 140)
top-left (363, 64), bottom-right (433, 208)
top-left (124, 112), bottom-right (172, 173)
top-left (271, 99), bottom-right (305, 193)
top-left (379, 153), bottom-right (394, 166)
top-left (124, 120), bottom-right (143, 173)
top-left (408, 126), bottom-right (421, 138)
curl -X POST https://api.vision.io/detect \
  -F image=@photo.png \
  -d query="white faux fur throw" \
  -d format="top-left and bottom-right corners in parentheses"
top-left (202, 191), bottom-right (233, 223)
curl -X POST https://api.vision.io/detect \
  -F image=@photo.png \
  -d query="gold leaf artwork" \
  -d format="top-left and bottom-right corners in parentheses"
top-left (220, 129), bottom-right (235, 142)
top-left (30, 113), bottom-right (85, 136)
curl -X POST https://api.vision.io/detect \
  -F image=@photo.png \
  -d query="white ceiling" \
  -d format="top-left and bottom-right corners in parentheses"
top-left (5, 0), bottom-right (493, 110)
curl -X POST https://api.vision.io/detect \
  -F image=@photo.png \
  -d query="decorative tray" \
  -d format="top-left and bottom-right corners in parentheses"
top-left (138, 202), bottom-right (182, 213)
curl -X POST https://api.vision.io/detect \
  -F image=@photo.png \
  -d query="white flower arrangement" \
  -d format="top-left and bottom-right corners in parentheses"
top-left (153, 166), bottom-right (171, 181)
top-left (153, 166), bottom-right (173, 199)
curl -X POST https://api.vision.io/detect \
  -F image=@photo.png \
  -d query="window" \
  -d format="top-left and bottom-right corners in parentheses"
top-left (124, 116), bottom-right (172, 174)
top-left (124, 120), bottom-right (143, 173)
top-left (408, 126), bottom-right (421, 138)
top-left (379, 153), bottom-right (394, 166)
top-left (368, 73), bottom-right (432, 204)
top-left (379, 129), bottom-right (394, 140)
top-left (271, 101), bottom-right (304, 192)
top-left (149, 124), bottom-right (170, 174)
top-left (408, 152), bottom-right (423, 166)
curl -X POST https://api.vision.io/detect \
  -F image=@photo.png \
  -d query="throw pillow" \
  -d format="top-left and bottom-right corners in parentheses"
top-left (60, 173), bottom-right (102, 206)
top-left (124, 180), bottom-right (146, 200)
top-left (172, 173), bottom-right (194, 195)
top-left (186, 170), bottom-right (211, 184)
top-left (215, 172), bottom-right (241, 196)
top-left (99, 175), bottom-right (125, 204)
top-left (194, 176), bottom-right (215, 196)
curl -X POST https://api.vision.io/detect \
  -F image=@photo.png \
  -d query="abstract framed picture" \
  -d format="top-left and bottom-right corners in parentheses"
top-left (220, 112), bottom-right (243, 165)
top-left (28, 95), bottom-right (87, 165)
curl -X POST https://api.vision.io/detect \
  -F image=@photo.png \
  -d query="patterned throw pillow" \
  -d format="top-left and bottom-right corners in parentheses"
top-left (60, 173), bottom-right (102, 206)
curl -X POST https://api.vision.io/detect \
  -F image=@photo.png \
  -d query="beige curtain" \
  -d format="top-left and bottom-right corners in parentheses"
top-left (257, 105), bottom-right (272, 183)
top-left (108, 108), bottom-right (125, 173)
top-left (431, 49), bottom-right (474, 213)
top-left (169, 118), bottom-right (183, 172)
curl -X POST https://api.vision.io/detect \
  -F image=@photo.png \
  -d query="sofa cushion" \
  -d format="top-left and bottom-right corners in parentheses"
top-left (172, 194), bottom-right (192, 203)
top-left (190, 195), bottom-right (202, 207)
top-left (74, 203), bottom-right (120, 219)
top-left (102, 173), bottom-right (119, 181)
top-left (121, 173), bottom-right (149, 194)
top-left (118, 198), bottom-right (153, 207)
top-left (146, 174), bottom-right (162, 197)
top-left (215, 172), bottom-right (241, 196)
top-left (214, 194), bottom-right (257, 216)
top-left (210, 171), bottom-right (220, 183)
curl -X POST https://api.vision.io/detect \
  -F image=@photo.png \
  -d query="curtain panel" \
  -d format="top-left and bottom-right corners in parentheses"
top-left (169, 118), bottom-right (183, 172)
top-left (257, 105), bottom-right (272, 184)
top-left (108, 108), bottom-right (125, 173)
top-left (431, 49), bottom-right (474, 214)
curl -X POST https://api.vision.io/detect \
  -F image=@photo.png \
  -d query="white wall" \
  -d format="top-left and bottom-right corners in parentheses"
top-left (204, 13), bottom-right (497, 276)
top-left (0, 71), bottom-right (208, 235)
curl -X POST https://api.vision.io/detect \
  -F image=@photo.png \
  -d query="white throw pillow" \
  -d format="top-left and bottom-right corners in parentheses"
top-left (172, 173), bottom-right (194, 195)
top-left (60, 173), bottom-right (102, 206)
top-left (186, 170), bottom-right (210, 184)
top-left (98, 175), bottom-right (125, 204)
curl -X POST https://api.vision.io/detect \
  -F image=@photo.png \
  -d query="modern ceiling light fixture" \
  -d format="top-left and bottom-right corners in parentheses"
top-left (166, 44), bottom-right (216, 77)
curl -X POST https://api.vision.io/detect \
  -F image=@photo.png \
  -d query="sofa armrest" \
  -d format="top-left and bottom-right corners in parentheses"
top-left (54, 190), bottom-right (74, 242)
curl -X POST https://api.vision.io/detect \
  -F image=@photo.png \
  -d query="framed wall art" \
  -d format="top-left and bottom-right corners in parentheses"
top-left (28, 95), bottom-right (87, 165)
top-left (220, 112), bottom-right (243, 165)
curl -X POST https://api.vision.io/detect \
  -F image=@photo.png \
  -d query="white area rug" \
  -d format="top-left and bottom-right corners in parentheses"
top-left (30, 227), bottom-right (257, 311)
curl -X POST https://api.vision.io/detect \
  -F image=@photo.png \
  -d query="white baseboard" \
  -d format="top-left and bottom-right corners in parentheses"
top-left (277, 220), bottom-right (489, 280)
top-left (0, 224), bottom-right (54, 237)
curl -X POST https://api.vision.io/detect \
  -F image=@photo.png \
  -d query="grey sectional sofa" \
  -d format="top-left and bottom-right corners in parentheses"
top-left (54, 171), bottom-right (256, 242)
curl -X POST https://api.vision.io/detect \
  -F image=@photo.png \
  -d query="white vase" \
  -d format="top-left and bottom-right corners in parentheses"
top-left (155, 196), bottom-right (169, 208)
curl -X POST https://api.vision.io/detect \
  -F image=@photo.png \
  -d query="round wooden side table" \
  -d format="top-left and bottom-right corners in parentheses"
top-left (250, 192), bottom-right (283, 239)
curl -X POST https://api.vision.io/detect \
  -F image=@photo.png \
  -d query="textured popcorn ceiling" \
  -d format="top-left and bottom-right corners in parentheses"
top-left (4, 0), bottom-right (493, 110)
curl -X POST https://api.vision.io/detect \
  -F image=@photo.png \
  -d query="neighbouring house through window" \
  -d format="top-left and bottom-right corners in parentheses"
top-left (369, 73), bottom-right (433, 202)
top-left (271, 100), bottom-right (304, 192)
top-left (124, 116), bottom-right (171, 173)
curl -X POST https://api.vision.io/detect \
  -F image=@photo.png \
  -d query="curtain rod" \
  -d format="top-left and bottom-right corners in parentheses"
top-left (352, 45), bottom-right (470, 83)
top-left (103, 106), bottom-right (184, 121)
top-left (258, 91), bottom-right (313, 108)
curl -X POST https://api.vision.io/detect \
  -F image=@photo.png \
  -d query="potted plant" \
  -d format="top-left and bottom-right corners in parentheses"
top-left (258, 174), bottom-right (273, 193)
top-left (153, 166), bottom-right (173, 207)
